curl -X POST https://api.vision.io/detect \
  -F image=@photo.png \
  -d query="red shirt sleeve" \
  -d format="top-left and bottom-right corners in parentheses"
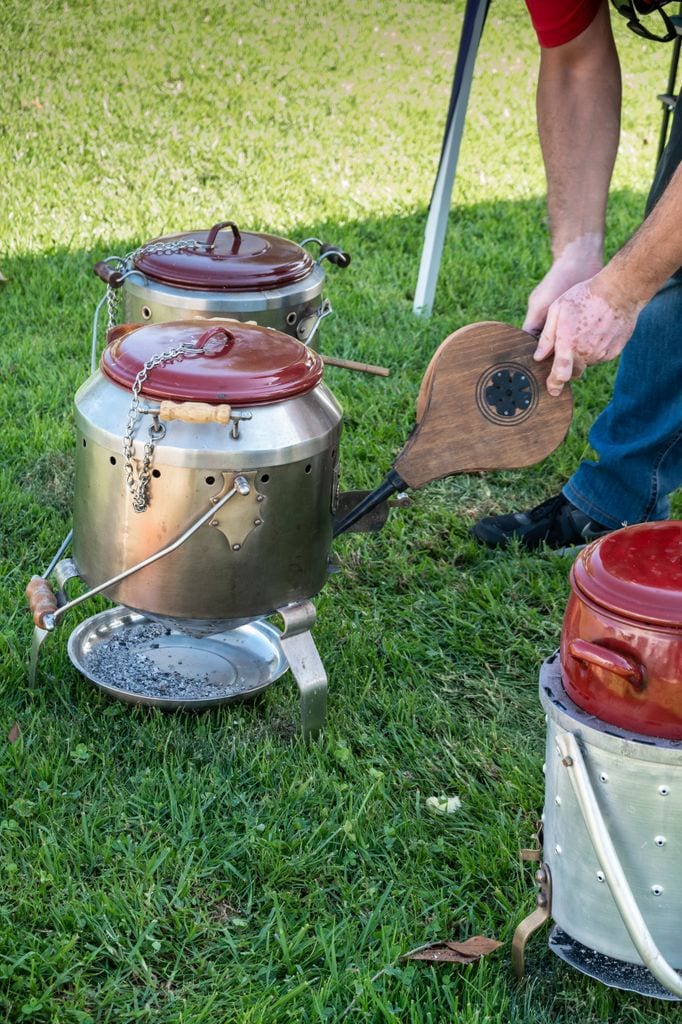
top-left (525, 0), bottom-right (603, 47)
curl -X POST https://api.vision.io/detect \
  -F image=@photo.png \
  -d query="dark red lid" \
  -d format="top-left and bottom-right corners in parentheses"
top-left (101, 321), bottom-right (323, 405)
top-left (132, 221), bottom-right (314, 292)
top-left (571, 522), bottom-right (682, 627)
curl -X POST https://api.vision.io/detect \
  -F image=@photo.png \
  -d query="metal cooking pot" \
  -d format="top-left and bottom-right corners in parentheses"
top-left (93, 219), bottom-right (350, 347)
top-left (560, 522), bottom-right (682, 739)
top-left (72, 319), bottom-right (342, 628)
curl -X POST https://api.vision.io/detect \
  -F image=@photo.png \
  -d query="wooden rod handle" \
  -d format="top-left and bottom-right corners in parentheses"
top-left (320, 354), bottom-right (390, 377)
top-left (158, 401), bottom-right (232, 425)
top-left (26, 575), bottom-right (58, 628)
top-left (93, 260), bottom-right (124, 288)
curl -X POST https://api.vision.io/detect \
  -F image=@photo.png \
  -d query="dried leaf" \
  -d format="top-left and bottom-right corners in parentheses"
top-left (7, 722), bottom-right (21, 744)
top-left (403, 935), bottom-right (502, 964)
top-left (446, 936), bottom-right (503, 957)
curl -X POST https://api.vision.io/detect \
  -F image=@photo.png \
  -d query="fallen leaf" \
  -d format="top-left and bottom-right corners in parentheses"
top-left (426, 795), bottom-right (461, 815)
top-left (7, 722), bottom-right (21, 744)
top-left (403, 935), bottom-right (503, 964)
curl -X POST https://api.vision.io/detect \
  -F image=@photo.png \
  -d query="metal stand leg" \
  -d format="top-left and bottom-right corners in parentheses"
top-left (28, 626), bottom-right (50, 687)
top-left (276, 600), bottom-right (327, 740)
top-left (511, 862), bottom-right (552, 980)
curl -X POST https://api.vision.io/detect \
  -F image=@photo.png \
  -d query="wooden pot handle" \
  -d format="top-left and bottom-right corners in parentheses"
top-left (26, 576), bottom-right (58, 628)
top-left (568, 638), bottom-right (646, 690)
top-left (158, 401), bottom-right (232, 425)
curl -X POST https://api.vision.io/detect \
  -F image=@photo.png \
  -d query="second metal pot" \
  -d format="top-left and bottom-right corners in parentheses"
top-left (94, 219), bottom-right (350, 344)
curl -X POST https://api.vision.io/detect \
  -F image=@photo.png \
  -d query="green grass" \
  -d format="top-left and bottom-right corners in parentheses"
top-left (1, 2), bottom-right (681, 1021)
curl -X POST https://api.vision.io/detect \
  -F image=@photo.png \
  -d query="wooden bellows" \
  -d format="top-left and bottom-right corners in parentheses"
top-left (392, 321), bottom-right (573, 490)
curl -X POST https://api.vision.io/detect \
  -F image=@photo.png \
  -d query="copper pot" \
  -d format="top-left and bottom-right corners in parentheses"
top-left (560, 522), bottom-right (682, 739)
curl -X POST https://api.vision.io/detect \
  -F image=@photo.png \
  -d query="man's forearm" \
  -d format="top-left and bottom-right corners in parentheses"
top-left (537, 2), bottom-right (621, 260)
top-left (602, 160), bottom-right (682, 304)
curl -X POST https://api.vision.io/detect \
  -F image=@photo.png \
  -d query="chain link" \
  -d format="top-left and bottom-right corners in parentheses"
top-left (122, 343), bottom-right (190, 513)
top-left (127, 237), bottom-right (201, 263)
top-left (105, 239), bottom-right (202, 331)
top-left (106, 282), bottom-right (119, 330)
top-left (109, 239), bottom-right (211, 512)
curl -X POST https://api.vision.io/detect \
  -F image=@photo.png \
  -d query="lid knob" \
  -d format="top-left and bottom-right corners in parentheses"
top-left (205, 220), bottom-right (242, 253)
top-left (194, 325), bottom-right (235, 357)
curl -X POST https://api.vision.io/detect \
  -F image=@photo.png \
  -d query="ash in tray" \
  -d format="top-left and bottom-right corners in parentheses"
top-left (83, 622), bottom-right (247, 701)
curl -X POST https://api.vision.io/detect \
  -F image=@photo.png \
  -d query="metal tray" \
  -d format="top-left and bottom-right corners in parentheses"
top-left (67, 606), bottom-right (289, 709)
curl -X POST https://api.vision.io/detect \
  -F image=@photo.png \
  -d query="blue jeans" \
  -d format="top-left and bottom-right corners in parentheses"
top-left (563, 276), bottom-right (682, 529)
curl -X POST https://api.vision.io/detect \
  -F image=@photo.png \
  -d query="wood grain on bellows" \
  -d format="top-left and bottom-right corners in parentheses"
top-left (393, 321), bottom-right (573, 490)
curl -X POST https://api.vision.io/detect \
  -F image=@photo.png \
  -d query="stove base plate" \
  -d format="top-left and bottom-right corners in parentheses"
top-left (549, 925), bottom-right (682, 1001)
top-left (67, 606), bottom-right (289, 709)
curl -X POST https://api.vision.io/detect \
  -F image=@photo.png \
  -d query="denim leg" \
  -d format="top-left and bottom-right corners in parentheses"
top-left (563, 276), bottom-right (682, 529)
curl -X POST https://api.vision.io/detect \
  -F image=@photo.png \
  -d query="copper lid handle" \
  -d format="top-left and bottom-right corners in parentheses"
top-left (205, 220), bottom-right (242, 252)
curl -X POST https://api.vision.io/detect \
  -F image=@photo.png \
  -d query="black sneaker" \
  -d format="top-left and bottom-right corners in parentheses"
top-left (471, 492), bottom-right (611, 550)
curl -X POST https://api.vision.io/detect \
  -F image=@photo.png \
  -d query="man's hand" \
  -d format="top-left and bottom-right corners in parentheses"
top-left (523, 235), bottom-right (604, 337)
top-left (532, 271), bottom-right (644, 396)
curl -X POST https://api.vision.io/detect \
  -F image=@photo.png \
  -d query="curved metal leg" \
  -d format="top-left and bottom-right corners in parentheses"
top-left (28, 626), bottom-right (50, 687)
top-left (277, 601), bottom-right (327, 740)
top-left (512, 858), bottom-right (552, 980)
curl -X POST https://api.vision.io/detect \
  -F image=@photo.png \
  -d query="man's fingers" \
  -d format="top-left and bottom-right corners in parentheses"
top-left (546, 330), bottom-right (575, 397)
top-left (546, 355), bottom-right (574, 396)
top-left (523, 286), bottom-right (549, 337)
top-left (533, 303), bottom-right (558, 362)
top-left (522, 309), bottom-right (544, 337)
top-left (523, 320), bottom-right (542, 338)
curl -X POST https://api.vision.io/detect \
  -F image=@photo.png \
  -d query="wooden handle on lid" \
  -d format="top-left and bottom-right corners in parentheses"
top-left (158, 401), bottom-right (232, 425)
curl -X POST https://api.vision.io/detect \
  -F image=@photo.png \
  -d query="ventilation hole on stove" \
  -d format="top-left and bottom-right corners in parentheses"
top-left (286, 311), bottom-right (297, 325)
top-left (109, 456), bottom-right (117, 466)
top-left (205, 475), bottom-right (215, 485)
top-left (152, 469), bottom-right (161, 478)
top-left (82, 438), bottom-right (87, 447)
top-left (304, 464), bottom-right (312, 474)
top-left (142, 306), bottom-right (152, 320)
top-left (260, 473), bottom-right (270, 484)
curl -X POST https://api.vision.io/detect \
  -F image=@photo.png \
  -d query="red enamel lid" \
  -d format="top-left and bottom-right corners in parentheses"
top-left (101, 321), bottom-right (323, 405)
top-left (132, 221), bottom-right (314, 292)
top-left (571, 521), bottom-right (682, 627)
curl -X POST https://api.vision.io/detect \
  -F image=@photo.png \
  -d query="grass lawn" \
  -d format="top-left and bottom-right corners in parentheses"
top-left (1, 2), bottom-right (681, 1021)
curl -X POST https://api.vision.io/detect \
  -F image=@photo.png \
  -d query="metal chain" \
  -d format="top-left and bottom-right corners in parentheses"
top-left (103, 239), bottom-right (202, 330)
top-left (127, 237), bottom-right (201, 263)
top-left (122, 343), bottom-right (189, 513)
top-left (106, 282), bottom-right (119, 330)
